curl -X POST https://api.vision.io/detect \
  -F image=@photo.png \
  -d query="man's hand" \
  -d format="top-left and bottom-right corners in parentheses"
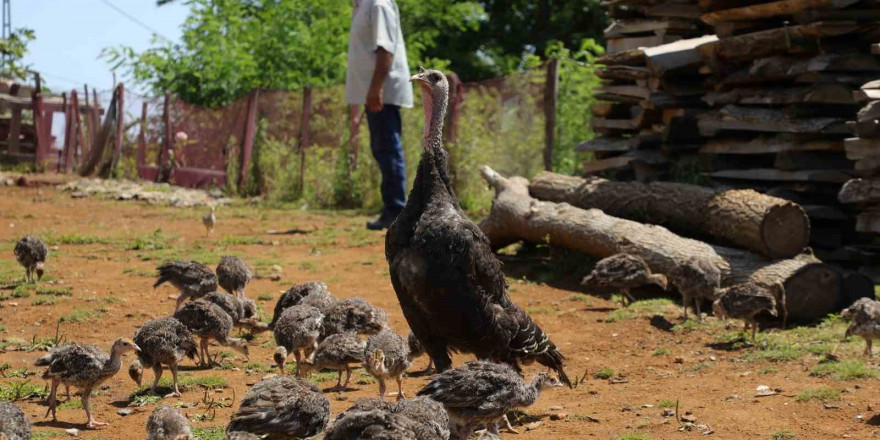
top-left (367, 47), bottom-right (393, 113)
top-left (367, 84), bottom-right (384, 113)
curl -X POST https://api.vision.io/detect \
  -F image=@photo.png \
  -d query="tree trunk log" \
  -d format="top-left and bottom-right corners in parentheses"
top-left (479, 166), bottom-right (848, 321)
top-left (528, 171), bottom-right (810, 260)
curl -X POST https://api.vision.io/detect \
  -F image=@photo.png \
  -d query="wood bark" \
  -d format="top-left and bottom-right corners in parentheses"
top-left (528, 171), bottom-right (811, 260)
top-left (478, 167), bottom-right (849, 321)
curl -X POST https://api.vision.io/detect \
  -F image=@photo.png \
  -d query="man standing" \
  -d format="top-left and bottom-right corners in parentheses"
top-left (347, 0), bottom-right (413, 230)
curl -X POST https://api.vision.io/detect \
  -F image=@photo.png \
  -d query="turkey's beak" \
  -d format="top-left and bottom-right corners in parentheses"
top-left (132, 344), bottom-right (142, 353)
top-left (410, 74), bottom-right (428, 85)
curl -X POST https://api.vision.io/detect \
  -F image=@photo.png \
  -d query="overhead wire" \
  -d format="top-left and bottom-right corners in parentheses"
top-left (95, 0), bottom-right (174, 42)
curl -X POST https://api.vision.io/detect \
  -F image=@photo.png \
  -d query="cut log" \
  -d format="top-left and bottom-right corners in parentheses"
top-left (479, 167), bottom-right (849, 321)
top-left (582, 155), bottom-right (635, 174)
top-left (528, 171), bottom-right (810, 259)
top-left (607, 35), bottom-right (683, 54)
top-left (845, 137), bottom-right (880, 160)
top-left (574, 136), bottom-right (636, 152)
top-left (700, 0), bottom-right (861, 25)
top-left (838, 178), bottom-right (880, 205)
top-left (697, 105), bottom-right (850, 136)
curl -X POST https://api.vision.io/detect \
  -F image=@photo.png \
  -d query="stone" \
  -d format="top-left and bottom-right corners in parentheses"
top-left (65, 428), bottom-right (80, 436)
top-left (550, 412), bottom-right (568, 421)
top-left (117, 408), bottom-right (133, 416)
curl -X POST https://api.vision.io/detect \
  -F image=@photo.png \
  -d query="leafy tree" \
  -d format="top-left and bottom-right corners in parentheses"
top-left (0, 27), bottom-right (35, 81)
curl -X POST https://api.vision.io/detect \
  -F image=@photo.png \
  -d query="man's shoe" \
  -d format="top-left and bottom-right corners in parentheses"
top-left (366, 214), bottom-right (397, 230)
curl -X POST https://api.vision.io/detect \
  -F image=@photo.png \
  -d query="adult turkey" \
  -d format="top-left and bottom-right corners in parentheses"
top-left (385, 68), bottom-right (570, 386)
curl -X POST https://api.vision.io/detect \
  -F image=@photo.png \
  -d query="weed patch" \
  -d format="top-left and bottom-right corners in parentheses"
top-left (795, 387), bottom-right (840, 402)
top-left (810, 361), bottom-right (877, 381)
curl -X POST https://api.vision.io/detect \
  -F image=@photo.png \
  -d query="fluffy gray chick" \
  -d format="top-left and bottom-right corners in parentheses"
top-left (154, 260), bottom-right (218, 313)
top-left (174, 299), bottom-right (249, 367)
top-left (326, 407), bottom-right (444, 440)
top-left (0, 401), bottom-right (31, 440)
top-left (365, 330), bottom-right (411, 400)
top-left (417, 361), bottom-right (562, 440)
top-left (132, 317), bottom-right (199, 397)
top-left (320, 298), bottom-right (388, 340)
top-left (274, 304), bottom-right (324, 376)
top-left (300, 332), bottom-right (366, 391)
top-left (271, 281), bottom-right (336, 328)
top-left (227, 376), bottom-right (330, 440)
top-left (220, 433), bottom-right (261, 440)
top-left (713, 282), bottom-right (785, 341)
top-left (842, 297), bottom-right (880, 358)
top-left (580, 253), bottom-right (667, 305)
top-left (14, 235), bottom-right (47, 284)
top-left (217, 256), bottom-right (253, 298)
top-left (203, 292), bottom-right (266, 333)
top-left (668, 257), bottom-right (721, 321)
top-left (145, 405), bottom-right (194, 440)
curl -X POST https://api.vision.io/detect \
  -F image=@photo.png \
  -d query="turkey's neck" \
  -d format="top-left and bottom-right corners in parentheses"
top-left (520, 376), bottom-right (544, 407)
top-left (103, 347), bottom-right (125, 375)
top-left (422, 87), bottom-right (447, 155)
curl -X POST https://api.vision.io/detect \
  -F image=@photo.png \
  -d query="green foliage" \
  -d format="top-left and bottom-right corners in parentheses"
top-left (653, 347), bottom-right (672, 356)
top-left (616, 434), bottom-right (652, 440)
top-left (795, 387), bottom-right (840, 402)
top-left (107, 0), bottom-right (352, 107)
top-left (772, 430), bottom-right (797, 440)
top-left (605, 299), bottom-right (677, 323)
top-left (0, 28), bottom-right (35, 81)
top-left (192, 426), bottom-right (226, 440)
top-left (60, 308), bottom-right (105, 323)
top-left (657, 399), bottom-right (677, 408)
top-left (809, 360), bottom-right (877, 381)
top-left (127, 229), bottom-right (170, 251)
top-left (593, 367), bottom-right (615, 379)
top-left (0, 380), bottom-right (48, 401)
top-left (130, 394), bottom-right (163, 407)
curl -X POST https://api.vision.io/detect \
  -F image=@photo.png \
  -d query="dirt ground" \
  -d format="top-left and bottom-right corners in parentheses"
top-left (0, 182), bottom-right (878, 440)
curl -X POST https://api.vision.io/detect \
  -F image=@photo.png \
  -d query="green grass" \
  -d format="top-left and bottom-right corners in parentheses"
top-left (245, 362), bottom-right (273, 374)
top-left (604, 299), bottom-right (676, 323)
top-left (658, 399), bottom-right (677, 408)
top-left (122, 267), bottom-right (157, 277)
top-left (759, 366), bottom-right (779, 375)
top-left (58, 399), bottom-right (84, 410)
top-left (221, 235), bottom-right (269, 246)
top-left (307, 370), bottom-right (342, 385)
top-left (126, 229), bottom-right (171, 251)
top-left (60, 308), bottom-right (105, 323)
top-left (526, 306), bottom-right (553, 315)
top-left (653, 347), bottom-right (671, 356)
top-left (4, 368), bottom-right (31, 379)
top-left (130, 375), bottom-right (227, 399)
top-left (795, 387), bottom-right (840, 402)
top-left (192, 426), bottom-right (226, 440)
top-left (130, 394), bottom-right (162, 407)
top-left (616, 434), bottom-right (652, 440)
top-left (809, 360), bottom-right (877, 381)
top-left (29, 431), bottom-right (66, 440)
top-left (593, 367), bottom-right (615, 380)
top-left (772, 429), bottom-right (797, 439)
top-left (31, 295), bottom-right (57, 306)
top-left (43, 233), bottom-right (118, 246)
top-left (356, 373), bottom-right (377, 385)
top-left (257, 293), bottom-right (274, 301)
top-left (736, 315), bottom-right (857, 363)
top-left (36, 287), bottom-right (73, 296)
top-left (0, 380), bottom-right (48, 401)
top-left (567, 293), bottom-right (594, 305)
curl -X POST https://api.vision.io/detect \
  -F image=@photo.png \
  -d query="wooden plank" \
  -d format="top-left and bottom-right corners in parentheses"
top-left (795, 8), bottom-right (880, 23)
top-left (794, 72), bottom-right (879, 86)
top-left (137, 101), bottom-right (147, 167)
top-left (700, 135), bottom-right (844, 154)
top-left (854, 89), bottom-right (880, 102)
top-left (544, 59), bottom-right (558, 171)
top-left (697, 105), bottom-right (850, 136)
top-left (583, 155), bottom-right (635, 174)
top-left (696, 22), bottom-right (862, 62)
top-left (701, 0), bottom-right (860, 24)
top-left (239, 89), bottom-right (259, 193)
top-left (596, 65), bottom-right (652, 81)
top-left (847, 119), bottom-right (880, 139)
top-left (32, 73), bottom-right (50, 167)
top-left (858, 101), bottom-right (880, 123)
top-left (846, 137), bottom-right (880, 160)
top-left (774, 151), bottom-right (854, 170)
top-left (714, 20), bottom-right (776, 38)
top-left (642, 3), bottom-right (705, 18)
top-left (642, 35), bottom-right (719, 74)
top-left (874, 43), bottom-right (880, 55)
top-left (109, 83), bottom-right (125, 174)
top-left (597, 84), bottom-right (652, 100)
top-left (607, 34), bottom-right (682, 54)
top-left (574, 136), bottom-right (637, 153)
top-left (717, 54), bottom-right (880, 88)
top-left (7, 107), bottom-right (20, 154)
top-left (861, 79), bottom-right (880, 90)
top-left (589, 102), bottom-right (633, 118)
top-left (604, 18), bottom-right (698, 38)
top-left (705, 83), bottom-right (854, 105)
top-left (709, 168), bottom-right (853, 182)
top-left (596, 48), bottom-right (647, 67)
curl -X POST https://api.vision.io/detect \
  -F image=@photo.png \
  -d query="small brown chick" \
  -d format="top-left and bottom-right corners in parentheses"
top-left (581, 253), bottom-right (667, 305)
top-left (203, 206), bottom-right (216, 236)
top-left (713, 282), bottom-right (785, 341)
top-left (841, 297), bottom-right (880, 358)
top-left (14, 235), bottom-right (47, 284)
top-left (668, 257), bottom-right (721, 321)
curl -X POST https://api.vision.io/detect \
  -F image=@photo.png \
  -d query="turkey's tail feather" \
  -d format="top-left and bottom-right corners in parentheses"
top-left (537, 348), bottom-right (571, 388)
top-left (153, 275), bottom-right (169, 289)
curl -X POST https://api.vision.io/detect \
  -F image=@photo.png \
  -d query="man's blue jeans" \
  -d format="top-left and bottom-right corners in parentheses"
top-left (366, 104), bottom-right (407, 218)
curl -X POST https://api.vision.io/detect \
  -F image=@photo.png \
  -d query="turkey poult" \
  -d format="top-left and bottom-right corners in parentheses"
top-left (668, 257), bottom-right (721, 321)
top-left (227, 376), bottom-right (330, 440)
top-left (713, 282), bottom-right (786, 341)
top-left (273, 304), bottom-right (324, 376)
top-left (173, 299), bottom-right (249, 367)
top-left (386, 69), bottom-right (569, 385)
top-left (326, 408), bottom-right (444, 440)
top-left (364, 330), bottom-right (411, 400)
top-left (35, 339), bottom-right (141, 427)
top-left (407, 332), bottom-right (434, 375)
top-left (130, 317), bottom-right (199, 397)
top-left (221, 433), bottom-right (261, 440)
top-left (581, 253), bottom-right (668, 305)
top-left (217, 256), bottom-right (253, 298)
top-left (203, 292), bottom-right (264, 332)
top-left (270, 281), bottom-right (336, 328)
top-left (329, 396), bottom-right (448, 440)
top-left (14, 235), bottom-right (47, 284)
top-left (320, 298), bottom-right (388, 340)
top-left (203, 206), bottom-right (216, 236)
top-left (841, 297), bottom-right (880, 358)
top-left (417, 361), bottom-right (563, 440)
top-left (154, 260), bottom-right (219, 313)
top-left (0, 401), bottom-right (31, 440)
top-left (299, 332), bottom-right (366, 391)
top-left (145, 405), bottom-right (194, 440)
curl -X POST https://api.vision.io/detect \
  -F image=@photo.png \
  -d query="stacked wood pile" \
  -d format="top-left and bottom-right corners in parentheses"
top-left (583, 0), bottom-right (880, 275)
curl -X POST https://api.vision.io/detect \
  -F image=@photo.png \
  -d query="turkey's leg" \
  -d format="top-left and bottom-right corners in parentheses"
top-left (396, 375), bottom-right (405, 401)
top-left (166, 365), bottom-right (181, 398)
top-left (751, 320), bottom-right (758, 341)
top-left (293, 350), bottom-right (301, 376)
top-left (150, 364), bottom-right (163, 395)
top-left (342, 366), bottom-right (353, 388)
top-left (695, 298), bottom-right (702, 322)
top-left (681, 294), bottom-right (691, 319)
top-left (335, 369), bottom-right (343, 389)
top-left (174, 294), bottom-right (187, 314)
top-left (377, 376), bottom-right (386, 399)
top-left (83, 386), bottom-right (107, 427)
top-left (621, 288), bottom-right (635, 306)
top-left (867, 339), bottom-right (873, 358)
top-left (45, 380), bottom-right (59, 421)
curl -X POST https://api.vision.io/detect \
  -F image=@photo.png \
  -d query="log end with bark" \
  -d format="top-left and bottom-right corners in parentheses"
top-left (480, 166), bottom-right (867, 322)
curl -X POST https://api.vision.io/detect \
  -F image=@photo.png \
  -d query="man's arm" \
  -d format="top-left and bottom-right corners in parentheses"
top-left (366, 47), bottom-right (393, 113)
